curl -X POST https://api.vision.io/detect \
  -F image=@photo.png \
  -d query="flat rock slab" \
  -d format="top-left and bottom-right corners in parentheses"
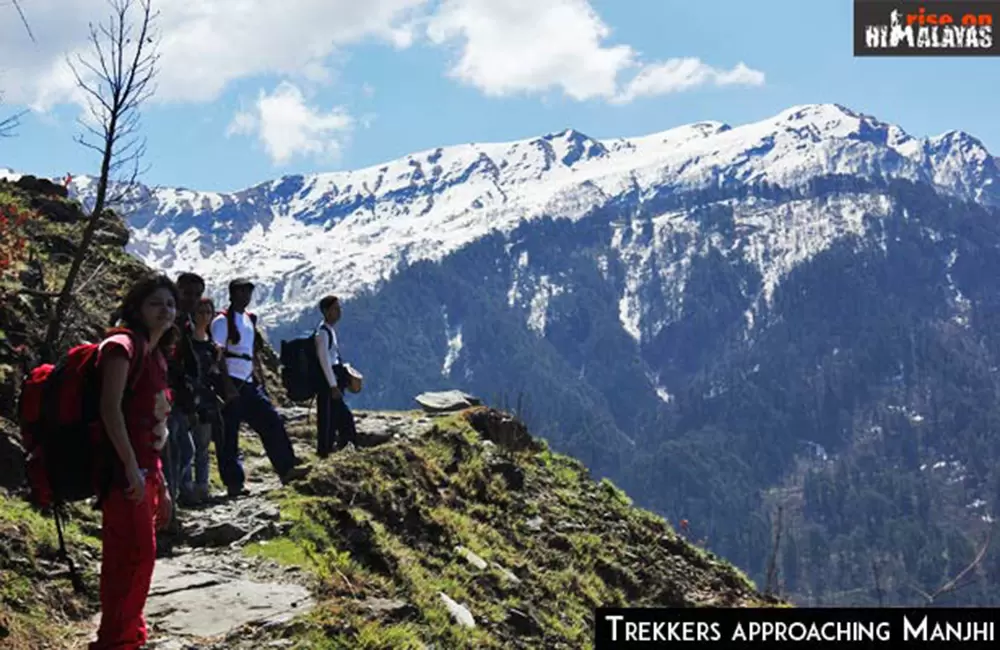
top-left (143, 560), bottom-right (315, 640)
top-left (414, 390), bottom-right (481, 413)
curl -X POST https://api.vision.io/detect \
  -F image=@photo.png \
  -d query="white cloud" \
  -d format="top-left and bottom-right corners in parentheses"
top-left (226, 82), bottom-right (353, 165)
top-left (614, 59), bottom-right (766, 104)
top-left (425, 0), bottom-right (764, 102)
top-left (426, 0), bottom-right (634, 100)
top-left (1, 0), bottom-right (763, 113)
top-left (0, 0), bottom-right (426, 109)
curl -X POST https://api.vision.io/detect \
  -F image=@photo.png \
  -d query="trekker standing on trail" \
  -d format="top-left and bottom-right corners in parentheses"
top-left (90, 274), bottom-right (176, 650)
top-left (164, 272), bottom-right (204, 517)
top-left (211, 278), bottom-right (310, 497)
top-left (181, 296), bottom-right (225, 504)
top-left (314, 295), bottom-right (358, 458)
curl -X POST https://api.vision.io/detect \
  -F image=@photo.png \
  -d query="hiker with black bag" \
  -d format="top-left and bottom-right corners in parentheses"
top-left (315, 295), bottom-right (360, 458)
top-left (211, 278), bottom-right (310, 497)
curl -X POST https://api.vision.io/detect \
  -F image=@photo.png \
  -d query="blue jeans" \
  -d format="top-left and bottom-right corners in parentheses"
top-left (165, 410), bottom-right (193, 502)
top-left (216, 380), bottom-right (297, 491)
top-left (180, 416), bottom-right (214, 492)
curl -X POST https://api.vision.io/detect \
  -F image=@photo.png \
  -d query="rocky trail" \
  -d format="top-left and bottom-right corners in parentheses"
top-left (72, 409), bottom-right (437, 649)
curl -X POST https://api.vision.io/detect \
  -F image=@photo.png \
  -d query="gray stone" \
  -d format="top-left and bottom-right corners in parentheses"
top-left (146, 571), bottom-right (314, 639)
top-left (492, 563), bottom-right (522, 584)
top-left (415, 390), bottom-right (481, 413)
top-left (188, 521), bottom-right (250, 548)
top-left (454, 545), bottom-right (488, 570)
top-left (525, 516), bottom-right (543, 532)
top-left (438, 592), bottom-right (475, 628)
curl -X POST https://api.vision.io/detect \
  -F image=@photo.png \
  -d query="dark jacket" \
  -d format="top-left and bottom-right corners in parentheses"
top-left (167, 313), bottom-right (202, 416)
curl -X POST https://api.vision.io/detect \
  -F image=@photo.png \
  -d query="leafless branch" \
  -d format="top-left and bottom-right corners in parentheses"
top-left (909, 529), bottom-right (991, 606)
top-left (11, 0), bottom-right (35, 43)
top-left (16, 288), bottom-right (62, 299)
top-left (0, 108), bottom-right (26, 137)
top-left (75, 260), bottom-right (108, 295)
top-left (42, 0), bottom-right (159, 360)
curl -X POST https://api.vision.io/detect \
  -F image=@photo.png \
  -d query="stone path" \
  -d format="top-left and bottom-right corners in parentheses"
top-left (73, 409), bottom-right (438, 649)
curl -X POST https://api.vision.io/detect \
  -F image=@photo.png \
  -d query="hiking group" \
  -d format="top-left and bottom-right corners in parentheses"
top-left (18, 271), bottom-right (362, 650)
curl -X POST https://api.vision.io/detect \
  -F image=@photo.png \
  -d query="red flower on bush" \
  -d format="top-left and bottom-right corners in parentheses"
top-left (0, 202), bottom-right (33, 283)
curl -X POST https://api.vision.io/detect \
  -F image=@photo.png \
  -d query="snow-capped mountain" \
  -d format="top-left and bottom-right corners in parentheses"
top-left (62, 103), bottom-right (1000, 336)
top-left (15, 102), bottom-right (1000, 606)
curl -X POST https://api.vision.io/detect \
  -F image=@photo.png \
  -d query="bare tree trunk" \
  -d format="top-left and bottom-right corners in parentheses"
top-left (41, 0), bottom-right (159, 361)
top-left (764, 505), bottom-right (784, 596)
top-left (871, 558), bottom-right (884, 607)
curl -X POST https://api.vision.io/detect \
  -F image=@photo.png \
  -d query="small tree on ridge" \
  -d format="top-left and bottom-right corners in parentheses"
top-left (42, 0), bottom-right (160, 359)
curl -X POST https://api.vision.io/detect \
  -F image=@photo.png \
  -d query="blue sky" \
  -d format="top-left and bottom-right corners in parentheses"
top-left (1, 0), bottom-right (997, 192)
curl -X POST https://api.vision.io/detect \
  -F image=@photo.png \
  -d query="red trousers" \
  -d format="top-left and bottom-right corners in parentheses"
top-left (89, 473), bottom-right (160, 650)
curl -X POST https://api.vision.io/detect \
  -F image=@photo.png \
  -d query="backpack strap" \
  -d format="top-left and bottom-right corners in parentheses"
top-left (104, 327), bottom-right (146, 394)
top-left (316, 324), bottom-right (340, 366)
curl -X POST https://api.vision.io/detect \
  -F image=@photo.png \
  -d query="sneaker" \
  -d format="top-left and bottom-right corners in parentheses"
top-left (227, 486), bottom-right (251, 498)
top-left (280, 465), bottom-right (311, 485)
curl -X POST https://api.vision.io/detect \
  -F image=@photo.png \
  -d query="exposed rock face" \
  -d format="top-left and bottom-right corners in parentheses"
top-left (464, 407), bottom-right (542, 453)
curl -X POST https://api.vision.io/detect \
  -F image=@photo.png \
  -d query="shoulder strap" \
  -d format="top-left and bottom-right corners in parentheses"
top-left (315, 324), bottom-right (335, 354)
top-left (123, 330), bottom-right (146, 393)
top-left (93, 328), bottom-right (146, 409)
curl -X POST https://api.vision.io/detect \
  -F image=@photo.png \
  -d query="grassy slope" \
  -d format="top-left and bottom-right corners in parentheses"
top-left (0, 180), bottom-right (141, 647)
top-left (238, 410), bottom-right (780, 649)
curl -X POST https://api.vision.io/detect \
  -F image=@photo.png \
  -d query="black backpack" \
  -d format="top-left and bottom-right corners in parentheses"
top-left (279, 328), bottom-right (328, 402)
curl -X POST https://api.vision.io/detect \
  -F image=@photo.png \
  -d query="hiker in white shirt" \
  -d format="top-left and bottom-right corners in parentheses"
top-left (210, 278), bottom-right (309, 496)
top-left (314, 295), bottom-right (358, 457)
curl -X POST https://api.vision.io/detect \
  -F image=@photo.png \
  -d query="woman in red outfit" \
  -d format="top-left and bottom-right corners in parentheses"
top-left (90, 274), bottom-right (178, 650)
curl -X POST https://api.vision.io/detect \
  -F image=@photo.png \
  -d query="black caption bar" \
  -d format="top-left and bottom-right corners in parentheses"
top-left (595, 608), bottom-right (999, 649)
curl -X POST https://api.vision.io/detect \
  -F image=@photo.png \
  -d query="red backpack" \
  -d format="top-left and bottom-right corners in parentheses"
top-left (16, 329), bottom-right (145, 592)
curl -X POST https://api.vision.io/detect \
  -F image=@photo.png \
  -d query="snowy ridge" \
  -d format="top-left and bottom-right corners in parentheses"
top-left (47, 103), bottom-right (1000, 335)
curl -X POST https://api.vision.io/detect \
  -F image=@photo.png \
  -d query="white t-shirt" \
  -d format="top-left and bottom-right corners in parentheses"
top-left (314, 321), bottom-right (341, 388)
top-left (211, 311), bottom-right (255, 381)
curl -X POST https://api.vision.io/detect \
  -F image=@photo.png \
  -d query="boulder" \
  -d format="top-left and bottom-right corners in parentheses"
top-left (187, 521), bottom-right (250, 548)
top-left (464, 407), bottom-right (541, 452)
top-left (414, 390), bottom-right (481, 413)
